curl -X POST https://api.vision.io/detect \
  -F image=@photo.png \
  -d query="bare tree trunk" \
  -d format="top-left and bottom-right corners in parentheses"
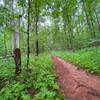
top-left (13, 48), bottom-right (21, 74)
top-left (88, 6), bottom-right (96, 38)
top-left (12, 32), bottom-right (16, 51)
top-left (35, 0), bottom-right (39, 56)
top-left (10, 0), bottom-right (21, 74)
top-left (63, 7), bottom-right (70, 49)
top-left (27, 0), bottom-right (30, 68)
top-left (67, 14), bottom-right (74, 51)
top-left (94, 10), bottom-right (100, 32)
top-left (4, 32), bottom-right (7, 57)
top-left (81, 0), bottom-right (92, 38)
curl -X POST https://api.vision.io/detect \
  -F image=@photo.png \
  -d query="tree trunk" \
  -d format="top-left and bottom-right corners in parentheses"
top-left (94, 10), bottom-right (100, 32)
top-left (67, 14), bottom-right (74, 51)
top-left (81, 0), bottom-right (93, 38)
top-left (13, 48), bottom-right (21, 74)
top-left (63, 8), bottom-right (70, 49)
top-left (4, 32), bottom-right (7, 57)
top-left (27, 0), bottom-right (30, 67)
top-left (35, 0), bottom-right (39, 56)
top-left (88, 6), bottom-right (96, 38)
top-left (10, 0), bottom-right (21, 74)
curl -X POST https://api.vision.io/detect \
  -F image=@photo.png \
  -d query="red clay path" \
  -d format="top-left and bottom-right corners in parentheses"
top-left (53, 56), bottom-right (100, 100)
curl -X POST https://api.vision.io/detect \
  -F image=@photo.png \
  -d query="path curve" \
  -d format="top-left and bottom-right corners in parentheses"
top-left (53, 56), bottom-right (100, 100)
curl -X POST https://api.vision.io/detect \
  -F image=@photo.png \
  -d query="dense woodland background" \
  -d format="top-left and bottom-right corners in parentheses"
top-left (0, 0), bottom-right (100, 56)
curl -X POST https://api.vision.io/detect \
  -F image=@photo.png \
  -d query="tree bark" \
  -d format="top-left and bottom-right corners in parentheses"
top-left (10, 0), bottom-right (21, 74)
top-left (13, 48), bottom-right (21, 74)
top-left (35, 0), bottom-right (39, 56)
top-left (27, 0), bottom-right (30, 67)
top-left (4, 32), bottom-right (7, 57)
top-left (81, 0), bottom-right (92, 38)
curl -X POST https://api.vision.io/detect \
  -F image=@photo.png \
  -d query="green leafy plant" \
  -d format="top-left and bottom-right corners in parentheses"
top-left (0, 54), bottom-right (65, 100)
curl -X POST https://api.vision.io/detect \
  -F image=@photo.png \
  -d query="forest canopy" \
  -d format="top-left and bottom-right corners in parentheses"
top-left (0, 0), bottom-right (99, 55)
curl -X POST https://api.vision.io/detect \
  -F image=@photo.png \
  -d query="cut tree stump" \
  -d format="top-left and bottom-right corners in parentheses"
top-left (13, 48), bottom-right (21, 74)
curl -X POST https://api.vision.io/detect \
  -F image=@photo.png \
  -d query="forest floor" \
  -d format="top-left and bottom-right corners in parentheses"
top-left (52, 56), bottom-right (100, 100)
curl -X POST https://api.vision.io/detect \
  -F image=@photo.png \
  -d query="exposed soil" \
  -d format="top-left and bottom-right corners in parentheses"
top-left (52, 56), bottom-right (100, 100)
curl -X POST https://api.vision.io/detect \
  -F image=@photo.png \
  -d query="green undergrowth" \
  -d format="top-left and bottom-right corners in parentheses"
top-left (0, 54), bottom-right (65, 100)
top-left (53, 47), bottom-right (100, 74)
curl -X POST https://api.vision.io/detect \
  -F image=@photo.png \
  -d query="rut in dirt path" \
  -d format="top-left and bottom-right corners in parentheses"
top-left (53, 56), bottom-right (100, 100)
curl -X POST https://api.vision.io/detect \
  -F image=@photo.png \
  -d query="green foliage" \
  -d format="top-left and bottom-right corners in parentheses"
top-left (0, 6), bottom-right (11, 25)
top-left (53, 47), bottom-right (100, 74)
top-left (0, 54), bottom-right (65, 100)
top-left (0, 58), bottom-right (15, 77)
top-left (0, 0), bottom-right (100, 53)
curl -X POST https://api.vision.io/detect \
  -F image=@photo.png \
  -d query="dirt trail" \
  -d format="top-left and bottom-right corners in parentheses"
top-left (53, 56), bottom-right (100, 100)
